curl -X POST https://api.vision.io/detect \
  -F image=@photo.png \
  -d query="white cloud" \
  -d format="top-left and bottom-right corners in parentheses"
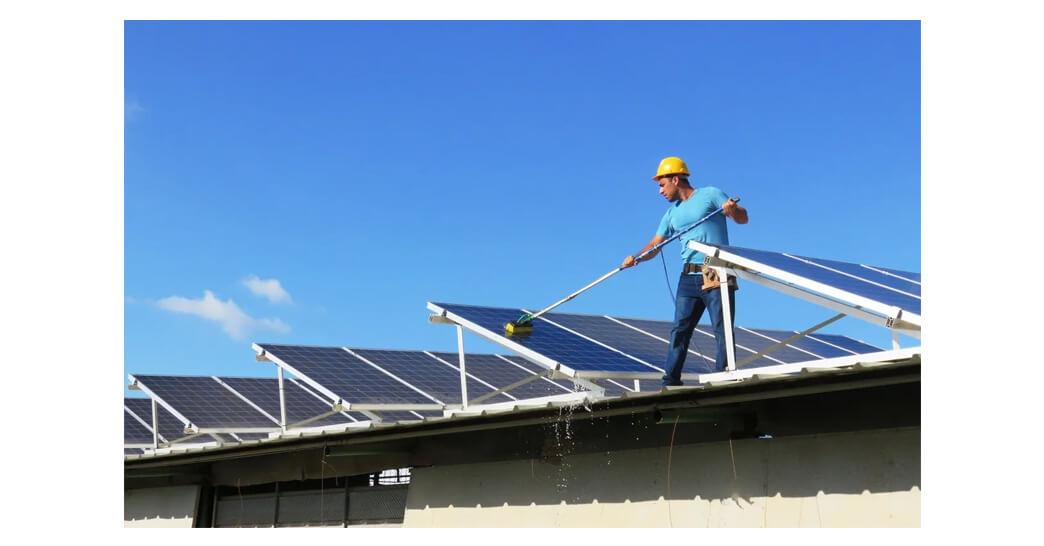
top-left (242, 275), bottom-right (293, 304)
top-left (156, 290), bottom-right (290, 340)
top-left (125, 99), bottom-right (144, 121)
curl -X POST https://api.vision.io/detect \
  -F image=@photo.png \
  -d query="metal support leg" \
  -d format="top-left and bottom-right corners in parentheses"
top-left (892, 330), bottom-right (900, 350)
top-left (716, 266), bottom-right (737, 371)
top-left (457, 325), bottom-right (468, 410)
top-left (277, 367), bottom-right (288, 432)
top-left (151, 398), bottom-right (159, 449)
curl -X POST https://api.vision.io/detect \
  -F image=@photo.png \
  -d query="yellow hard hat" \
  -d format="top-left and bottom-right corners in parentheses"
top-left (652, 156), bottom-right (690, 180)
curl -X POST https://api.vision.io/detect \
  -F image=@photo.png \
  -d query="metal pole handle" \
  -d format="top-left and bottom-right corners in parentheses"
top-left (520, 197), bottom-right (739, 324)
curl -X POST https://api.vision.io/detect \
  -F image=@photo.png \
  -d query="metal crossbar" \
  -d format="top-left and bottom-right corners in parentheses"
top-left (736, 313), bottom-right (846, 367)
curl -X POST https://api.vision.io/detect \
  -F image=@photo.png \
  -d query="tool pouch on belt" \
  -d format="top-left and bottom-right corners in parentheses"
top-left (701, 265), bottom-right (738, 291)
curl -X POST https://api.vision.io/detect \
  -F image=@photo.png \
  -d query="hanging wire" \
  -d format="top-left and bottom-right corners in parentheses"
top-left (660, 251), bottom-right (676, 304)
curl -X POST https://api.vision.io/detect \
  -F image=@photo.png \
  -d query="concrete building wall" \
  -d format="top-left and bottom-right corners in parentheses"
top-left (404, 426), bottom-right (920, 527)
top-left (124, 485), bottom-right (201, 528)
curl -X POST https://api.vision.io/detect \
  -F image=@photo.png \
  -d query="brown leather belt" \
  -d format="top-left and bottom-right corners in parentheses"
top-left (682, 263), bottom-right (703, 275)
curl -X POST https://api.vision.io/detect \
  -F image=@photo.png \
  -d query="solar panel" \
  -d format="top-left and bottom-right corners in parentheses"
top-left (129, 375), bottom-right (280, 430)
top-left (691, 242), bottom-right (921, 320)
top-left (124, 397), bottom-right (212, 445)
top-left (218, 376), bottom-right (360, 428)
top-left (124, 406), bottom-right (155, 445)
top-left (351, 349), bottom-right (514, 405)
top-left (254, 344), bottom-right (443, 408)
top-left (428, 302), bottom-right (886, 381)
top-left (125, 448), bottom-right (144, 456)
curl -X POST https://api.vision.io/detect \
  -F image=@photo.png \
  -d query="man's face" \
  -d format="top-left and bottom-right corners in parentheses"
top-left (657, 175), bottom-right (679, 201)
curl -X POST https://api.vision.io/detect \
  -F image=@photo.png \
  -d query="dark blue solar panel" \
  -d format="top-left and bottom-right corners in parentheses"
top-left (125, 448), bottom-right (145, 455)
top-left (539, 312), bottom-right (666, 371)
top-left (804, 333), bottom-right (883, 355)
top-left (351, 349), bottom-right (513, 405)
top-left (125, 397), bottom-right (211, 444)
top-left (132, 375), bottom-right (278, 429)
top-left (713, 245), bottom-right (921, 315)
top-left (428, 352), bottom-right (571, 401)
top-left (433, 303), bottom-right (663, 374)
top-left (257, 344), bottom-right (438, 406)
top-left (124, 407), bottom-right (155, 445)
top-left (219, 377), bottom-right (357, 428)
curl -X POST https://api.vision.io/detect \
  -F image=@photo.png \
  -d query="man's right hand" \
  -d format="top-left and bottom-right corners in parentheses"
top-left (622, 255), bottom-right (638, 268)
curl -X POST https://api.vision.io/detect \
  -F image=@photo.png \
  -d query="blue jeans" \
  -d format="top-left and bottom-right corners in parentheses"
top-left (662, 273), bottom-right (737, 385)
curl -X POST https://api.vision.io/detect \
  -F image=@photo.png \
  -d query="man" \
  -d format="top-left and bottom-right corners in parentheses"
top-left (622, 156), bottom-right (749, 385)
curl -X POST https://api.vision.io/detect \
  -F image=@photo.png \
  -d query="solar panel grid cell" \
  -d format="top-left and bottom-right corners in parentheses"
top-left (132, 375), bottom-right (277, 428)
top-left (124, 409), bottom-right (155, 444)
top-left (257, 344), bottom-right (437, 405)
top-left (351, 348), bottom-right (511, 405)
top-left (540, 312), bottom-right (665, 372)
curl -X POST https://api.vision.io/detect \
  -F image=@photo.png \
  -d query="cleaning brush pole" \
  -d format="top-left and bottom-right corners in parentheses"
top-left (515, 198), bottom-right (738, 328)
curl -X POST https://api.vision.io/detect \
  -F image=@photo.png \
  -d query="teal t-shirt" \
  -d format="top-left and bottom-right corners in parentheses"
top-left (656, 186), bottom-right (731, 266)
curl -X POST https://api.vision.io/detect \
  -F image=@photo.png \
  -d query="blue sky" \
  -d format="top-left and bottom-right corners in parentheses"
top-left (125, 20), bottom-right (920, 394)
